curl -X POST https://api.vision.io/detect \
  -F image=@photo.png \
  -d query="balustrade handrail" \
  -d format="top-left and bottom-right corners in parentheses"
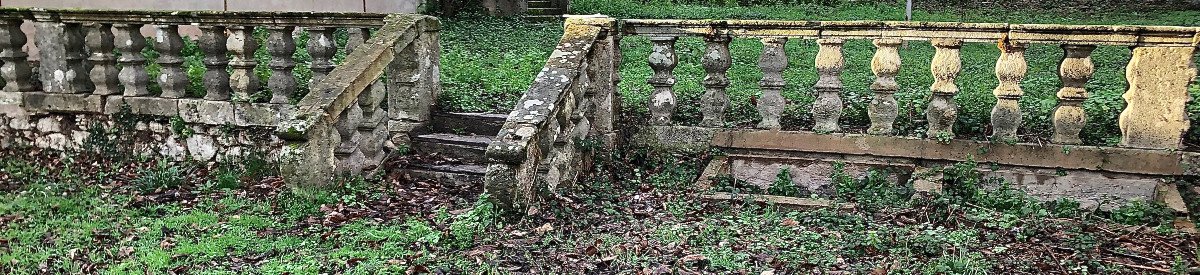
top-left (0, 7), bottom-right (387, 27)
top-left (623, 19), bottom-right (1200, 46)
top-left (484, 15), bottom-right (619, 210)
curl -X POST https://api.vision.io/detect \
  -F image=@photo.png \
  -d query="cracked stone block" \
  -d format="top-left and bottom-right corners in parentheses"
top-left (179, 99), bottom-right (236, 125)
top-left (23, 92), bottom-right (103, 113)
top-left (186, 134), bottom-right (217, 162)
top-left (119, 97), bottom-right (180, 117)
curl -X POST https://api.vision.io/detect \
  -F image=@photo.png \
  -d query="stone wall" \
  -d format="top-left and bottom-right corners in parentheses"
top-left (0, 0), bottom-right (425, 13)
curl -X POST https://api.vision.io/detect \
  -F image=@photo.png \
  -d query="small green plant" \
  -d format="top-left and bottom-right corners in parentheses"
top-left (132, 161), bottom-right (188, 193)
top-left (934, 131), bottom-right (954, 144)
top-left (447, 195), bottom-right (497, 249)
top-left (766, 168), bottom-right (800, 197)
top-left (169, 116), bottom-right (194, 138)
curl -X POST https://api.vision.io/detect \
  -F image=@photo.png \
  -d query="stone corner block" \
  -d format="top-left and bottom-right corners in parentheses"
top-left (22, 92), bottom-right (104, 114)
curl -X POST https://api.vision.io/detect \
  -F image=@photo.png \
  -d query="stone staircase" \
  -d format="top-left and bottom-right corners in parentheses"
top-left (396, 112), bottom-right (505, 185)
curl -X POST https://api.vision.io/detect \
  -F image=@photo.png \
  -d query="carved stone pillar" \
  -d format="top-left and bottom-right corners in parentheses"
top-left (155, 25), bottom-right (188, 98)
top-left (868, 38), bottom-right (901, 135)
top-left (700, 34), bottom-right (731, 127)
top-left (199, 26), bottom-right (231, 101)
top-left (926, 38), bottom-right (962, 138)
top-left (267, 26), bottom-right (297, 104)
top-left (1051, 44), bottom-right (1095, 145)
top-left (757, 37), bottom-right (788, 130)
top-left (647, 36), bottom-right (677, 125)
top-left (0, 19), bottom-right (34, 93)
top-left (1118, 46), bottom-right (1196, 150)
top-left (114, 24), bottom-right (150, 97)
top-left (227, 26), bottom-right (259, 101)
top-left (36, 21), bottom-right (91, 93)
top-left (812, 38), bottom-right (845, 133)
top-left (85, 23), bottom-right (119, 95)
top-left (307, 27), bottom-right (337, 86)
top-left (990, 40), bottom-right (1027, 141)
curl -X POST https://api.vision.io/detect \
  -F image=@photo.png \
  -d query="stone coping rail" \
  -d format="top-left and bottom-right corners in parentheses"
top-left (0, 7), bottom-right (387, 26)
top-left (483, 15), bottom-right (620, 209)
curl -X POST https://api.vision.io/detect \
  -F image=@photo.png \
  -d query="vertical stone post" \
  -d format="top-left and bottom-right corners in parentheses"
top-left (1051, 44), bottom-right (1095, 145)
top-left (0, 19), bottom-right (35, 93)
top-left (757, 37), bottom-right (788, 130)
top-left (155, 25), bottom-right (188, 98)
top-left (1118, 46), bottom-right (1196, 149)
top-left (227, 26), bottom-right (259, 101)
top-left (114, 24), bottom-right (150, 97)
top-left (868, 38), bottom-right (902, 135)
top-left (701, 34), bottom-right (732, 128)
top-left (990, 40), bottom-right (1027, 141)
top-left (85, 23), bottom-right (119, 96)
top-left (812, 38), bottom-right (845, 133)
top-left (926, 38), bottom-right (962, 139)
top-left (386, 31), bottom-right (421, 146)
top-left (35, 20), bottom-right (91, 94)
top-left (307, 27), bottom-right (338, 86)
top-left (267, 26), bottom-right (297, 104)
top-left (199, 26), bottom-right (231, 101)
top-left (647, 36), bottom-right (678, 125)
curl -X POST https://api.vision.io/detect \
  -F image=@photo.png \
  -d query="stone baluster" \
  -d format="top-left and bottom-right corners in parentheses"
top-left (227, 26), bottom-right (259, 101)
top-left (990, 40), bottom-right (1028, 141)
top-left (307, 27), bottom-right (338, 85)
top-left (267, 26), bottom-right (297, 104)
top-left (114, 24), bottom-right (150, 96)
top-left (0, 19), bottom-right (35, 92)
top-left (155, 25), bottom-right (188, 98)
top-left (926, 38), bottom-right (962, 138)
top-left (1118, 46), bottom-right (1196, 150)
top-left (346, 28), bottom-right (370, 55)
top-left (647, 36), bottom-right (677, 125)
top-left (757, 37), bottom-right (788, 130)
top-left (199, 26), bottom-right (231, 101)
top-left (812, 38), bottom-right (845, 133)
top-left (868, 38), bottom-right (902, 135)
top-left (1050, 45), bottom-right (1096, 145)
top-left (85, 23), bottom-right (119, 95)
top-left (700, 34), bottom-right (731, 127)
top-left (36, 22), bottom-right (90, 93)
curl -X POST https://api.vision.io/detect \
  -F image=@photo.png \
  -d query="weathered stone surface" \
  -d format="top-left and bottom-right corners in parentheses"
top-left (713, 130), bottom-right (1200, 176)
top-left (35, 22), bottom-right (91, 94)
top-left (1, 19), bottom-right (36, 93)
top-left (107, 96), bottom-right (179, 117)
top-left (985, 167), bottom-right (1160, 211)
top-left (307, 27), bottom-right (338, 85)
top-left (227, 26), bottom-right (260, 101)
top-left (729, 154), bottom-right (909, 197)
top-left (114, 24), bottom-right (150, 96)
top-left (186, 134), bottom-right (217, 161)
top-left (1118, 46), bottom-right (1196, 150)
top-left (926, 38), bottom-right (962, 138)
top-left (267, 26), bottom-right (298, 104)
top-left (86, 23), bottom-right (120, 95)
top-left (235, 103), bottom-right (293, 127)
top-left (1051, 45), bottom-right (1095, 145)
top-left (756, 37), bottom-right (788, 130)
top-left (647, 36), bottom-right (677, 126)
top-left (34, 133), bottom-right (69, 150)
top-left (630, 125), bottom-right (718, 153)
top-left (811, 38), bottom-right (845, 133)
top-left (23, 92), bottom-right (103, 113)
top-left (35, 117), bottom-right (61, 132)
top-left (199, 26), bottom-right (231, 101)
top-left (990, 41), bottom-right (1027, 141)
top-left (155, 25), bottom-right (189, 98)
top-left (178, 99), bottom-right (235, 125)
top-left (700, 35), bottom-right (731, 127)
top-left (868, 38), bottom-right (901, 135)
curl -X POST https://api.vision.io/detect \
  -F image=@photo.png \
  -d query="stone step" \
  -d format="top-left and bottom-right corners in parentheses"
top-left (528, 0), bottom-right (553, 8)
top-left (527, 7), bottom-right (565, 15)
top-left (411, 133), bottom-right (493, 163)
top-left (398, 163), bottom-right (486, 187)
top-left (524, 15), bottom-right (564, 22)
top-left (426, 112), bottom-right (507, 137)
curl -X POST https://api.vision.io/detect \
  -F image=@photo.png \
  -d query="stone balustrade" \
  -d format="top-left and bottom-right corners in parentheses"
top-left (623, 19), bottom-right (1200, 150)
top-left (484, 16), bottom-right (619, 209)
top-left (0, 8), bottom-right (441, 187)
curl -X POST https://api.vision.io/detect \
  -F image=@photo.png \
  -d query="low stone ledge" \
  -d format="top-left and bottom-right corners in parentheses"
top-left (103, 96), bottom-right (180, 117)
top-left (22, 92), bottom-right (103, 114)
top-left (178, 99), bottom-right (236, 125)
top-left (235, 103), bottom-right (294, 127)
top-left (712, 130), bottom-right (1200, 177)
top-left (630, 125), bottom-right (719, 153)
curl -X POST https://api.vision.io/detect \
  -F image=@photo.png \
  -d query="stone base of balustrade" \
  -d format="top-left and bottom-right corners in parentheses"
top-left (1, 92), bottom-right (291, 163)
top-left (641, 126), bottom-right (1195, 213)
